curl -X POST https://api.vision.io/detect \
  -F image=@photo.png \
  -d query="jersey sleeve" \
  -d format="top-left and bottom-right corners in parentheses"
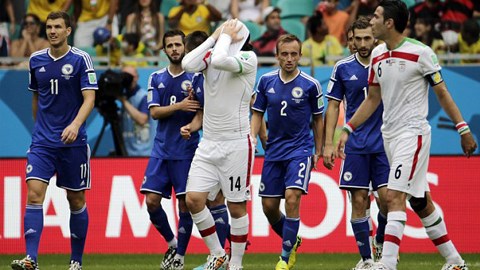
top-left (252, 76), bottom-right (267, 112)
top-left (147, 73), bottom-right (161, 108)
top-left (326, 62), bottom-right (345, 101)
top-left (79, 54), bottom-right (98, 91)
top-left (28, 58), bottom-right (38, 92)
top-left (182, 37), bottom-right (215, 72)
top-left (191, 73), bottom-right (205, 107)
top-left (309, 78), bottom-right (324, 115)
top-left (419, 46), bottom-right (442, 76)
top-left (211, 34), bottom-right (257, 74)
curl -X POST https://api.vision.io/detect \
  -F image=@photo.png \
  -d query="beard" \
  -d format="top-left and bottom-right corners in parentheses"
top-left (167, 52), bottom-right (185, 65)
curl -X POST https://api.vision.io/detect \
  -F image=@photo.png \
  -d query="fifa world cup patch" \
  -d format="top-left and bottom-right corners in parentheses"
top-left (88, 73), bottom-right (97, 84)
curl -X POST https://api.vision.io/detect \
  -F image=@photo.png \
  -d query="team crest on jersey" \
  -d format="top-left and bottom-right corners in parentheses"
top-left (399, 61), bottom-right (406, 72)
top-left (26, 164), bottom-right (33, 174)
top-left (291, 87), bottom-right (303, 98)
top-left (61, 64), bottom-right (74, 79)
top-left (181, 80), bottom-right (192, 96)
top-left (343, 171), bottom-right (352, 181)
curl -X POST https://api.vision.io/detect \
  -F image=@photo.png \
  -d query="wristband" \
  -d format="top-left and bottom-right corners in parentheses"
top-left (456, 122), bottom-right (470, 135)
top-left (342, 122), bottom-right (355, 135)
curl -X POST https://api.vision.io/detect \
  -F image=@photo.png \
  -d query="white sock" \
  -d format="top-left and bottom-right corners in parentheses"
top-left (229, 214), bottom-right (249, 267)
top-left (191, 207), bottom-right (224, 256)
top-left (421, 210), bottom-right (463, 264)
top-left (381, 211), bottom-right (406, 270)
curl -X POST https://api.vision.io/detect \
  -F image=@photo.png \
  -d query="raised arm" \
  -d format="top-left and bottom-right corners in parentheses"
top-left (181, 37), bottom-right (216, 72)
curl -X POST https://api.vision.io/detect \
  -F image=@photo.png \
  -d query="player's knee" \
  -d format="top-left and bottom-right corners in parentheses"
top-left (145, 195), bottom-right (161, 212)
top-left (66, 191), bottom-right (86, 210)
top-left (409, 196), bottom-right (428, 213)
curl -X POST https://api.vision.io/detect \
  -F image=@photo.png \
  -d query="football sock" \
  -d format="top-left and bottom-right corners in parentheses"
top-left (351, 216), bottom-right (372, 260)
top-left (210, 204), bottom-right (230, 248)
top-left (367, 208), bottom-right (373, 248)
top-left (24, 204), bottom-right (43, 262)
top-left (148, 206), bottom-right (175, 243)
top-left (191, 207), bottom-right (224, 256)
top-left (281, 217), bottom-right (299, 263)
top-left (382, 211), bottom-right (406, 269)
top-left (176, 211), bottom-right (193, 256)
top-left (421, 209), bottom-right (463, 264)
top-left (70, 204), bottom-right (89, 264)
top-left (230, 214), bottom-right (249, 266)
top-left (271, 213), bottom-right (285, 238)
top-left (376, 211), bottom-right (387, 244)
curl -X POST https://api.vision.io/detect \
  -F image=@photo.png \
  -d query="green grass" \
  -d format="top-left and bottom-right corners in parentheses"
top-left (1, 253), bottom-right (480, 270)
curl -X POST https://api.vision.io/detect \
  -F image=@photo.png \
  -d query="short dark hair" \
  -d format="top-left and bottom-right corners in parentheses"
top-left (23, 13), bottom-right (41, 25)
top-left (185, 30), bottom-right (209, 52)
top-left (123, 33), bottom-right (141, 50)
top-left (46, 11), bottom-right (72, 28)
top-left (276, 34), bottom-right (302, 55)
top-left (352, 16), bottom-right (372, 35)
top-left (378, 0), bottom-right (409, 33)
top-left (162, 29), bottom-right (185, 48)
top-left (307, 13), bottom-right (323, 36)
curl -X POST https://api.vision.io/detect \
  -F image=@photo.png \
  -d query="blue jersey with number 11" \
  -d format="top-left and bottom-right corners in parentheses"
top-left (253, 70), bottom-right (323, 161)
top-left (327, 54), bottom-right (384, 154)
top-left (28, 47), bottom-right (98, 148)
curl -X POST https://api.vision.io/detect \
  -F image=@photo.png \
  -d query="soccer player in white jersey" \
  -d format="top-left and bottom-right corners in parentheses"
top-left (182, 19), bottom-right (257, 270)
top-left (11, 11), bottom-right (97, 270)
top-left (336, 1), bottom-right (477, 270)
top-left (141, 30), bottom-right (200, 270)
top-left (251, 34), bottom-right (324, 270)
top-left (324, 17), bottom-right (389, 270)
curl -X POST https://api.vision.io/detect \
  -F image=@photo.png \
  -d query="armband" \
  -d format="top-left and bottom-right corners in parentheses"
top-left (456, 121), bottom-right (471, 136)
top-left (342, 122), bottom-right (355, 135)
top-left (426, 71), bottom-right (443, 86)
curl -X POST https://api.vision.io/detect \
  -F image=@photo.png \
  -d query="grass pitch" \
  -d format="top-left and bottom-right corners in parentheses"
top-left (1, 253), bottom-right (479, 270)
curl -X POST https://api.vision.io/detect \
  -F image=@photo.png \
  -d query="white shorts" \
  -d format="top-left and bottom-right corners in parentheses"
top-left (187, 136), bottom-right (254, 202)
top-left (383, 133), bottom-right (431, 198)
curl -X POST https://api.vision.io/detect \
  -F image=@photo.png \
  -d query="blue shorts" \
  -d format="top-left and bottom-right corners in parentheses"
top-left (26, 144), bottom-right (91, 191)
top-left (141, 158), bottom-right (192, 199)
top-left (339, 152), bottom-right (389, 191)
top-left (258, 156), bottom-right (312, 198)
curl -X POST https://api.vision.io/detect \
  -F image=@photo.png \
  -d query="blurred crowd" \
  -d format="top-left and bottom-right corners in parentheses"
top-left (0, 0), bottom-right (479, 67)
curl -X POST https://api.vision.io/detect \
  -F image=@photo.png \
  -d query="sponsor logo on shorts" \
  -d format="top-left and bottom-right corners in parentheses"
top-left (343, 171), bottom-right (352, 181)
top-left (142, 176), bottom-right (147, 184)
top-left (259, 182), bottom-right (265, 192)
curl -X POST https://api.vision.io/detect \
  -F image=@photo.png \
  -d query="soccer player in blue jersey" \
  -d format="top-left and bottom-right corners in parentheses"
top-left (11, 11), bottom-right (97, 270)
top-left (323, 17), bottom-right (389, 270)
top-left (251, 34), bottom-right (324, 270)
top-left (140, 29), bottom-right (200, 270)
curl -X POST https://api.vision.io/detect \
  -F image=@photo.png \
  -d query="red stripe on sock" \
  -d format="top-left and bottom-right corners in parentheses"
top-left (230, 234), bottom-right (248, 243)
top-left (433, 235), bottom-right (450, 246)
top-left (384, 234), bottom-right (401, 246)
top-left (199, 226), bottom-right (216, 237)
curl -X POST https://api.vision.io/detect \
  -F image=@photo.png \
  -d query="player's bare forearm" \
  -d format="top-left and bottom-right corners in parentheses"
top-left (324, 99), bottom-right (340, 146)
top-left (433, 82), bottom-right (466, 125)
top-left (348, 85), bottom-right (381, 128)
top-left (189, 110), bottom-right (204, 132)
top-left (62, 90), bottom-right (95, 144)
top-left (250, 111), bottom-right (264, 138)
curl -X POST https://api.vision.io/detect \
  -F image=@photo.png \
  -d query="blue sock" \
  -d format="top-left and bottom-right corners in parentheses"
top-left (281, 217), bottom-right (299, 263)
top-left (24, 204), bottom-right (43, 262)
top-left (149, 206), bottom-right (175, 242)
top-left (70, 205), bottom-right (89, 264)
top-left (176, 211), bottom-right (193, 256)
top-left (376, 212), bottom-right (387, 244)
top-left (271, 213), bottom-right (285, 237)
top-left (210, 204), bottom-right (230, 248)
top-left (352, 217), bottom-right (372, 260)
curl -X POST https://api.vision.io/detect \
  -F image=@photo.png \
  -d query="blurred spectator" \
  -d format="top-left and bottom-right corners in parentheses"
top-left (74, 0), bottom-right (119, 48)
top-left (458, 18), bottom-right (480, 63)
top-left (316, 0), bottom-right (349, 45)
top-left (27, 0), bottom-right (72, 38)
top-left (95, 28), bottom-right (148, 67)
top-left (125, 0), bottom-right (165, 54)
top-left (301, 13), bottom-right (343, 66)
top-left (441, 0), bottom-right (480, 33)
top-left (168, 0), bottom-right (222, 35)
top-left (408, 0), bottom-right (442, 37)
top-left (118, 0), bottom-right (161, 31)
top-left (252, 6), bottom-right (287, 58)
top-left (413, 17), bottom-right (445, 55)
top-left (347, 0), bottom-right (379, 20)
top-left (0, 0), bottom-right (16, 43)
top-left (209, 0), bottom-right (232, 20)
top-left (120, 65), bottom-right (155, 156)
top-left (230, 0), bottom-right (269, 24)
top-left (10, 14), bottom-right (49, 59)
